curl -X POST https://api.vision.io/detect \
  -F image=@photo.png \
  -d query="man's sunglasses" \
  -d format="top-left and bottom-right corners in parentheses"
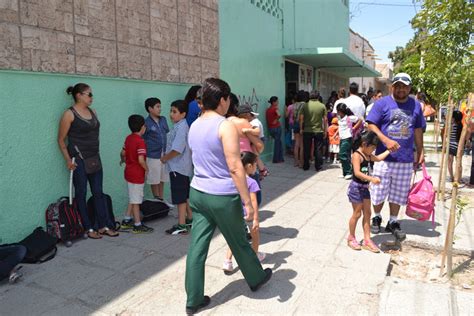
top-left (392, 76), bottom-right (410, 83)
top-left (82, 92), bottom-right (93, 97)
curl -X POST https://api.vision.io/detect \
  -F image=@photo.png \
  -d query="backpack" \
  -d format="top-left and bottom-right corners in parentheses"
top-left (406, 163), bottom-right (436, 226)
top-left (19, 227), bottom-right (58, 263)
top-left (347, 116), bottom-right (364, 139)
top-left (46, 197), bottom-right (85, 242)
top-left (87, 194), bottom-right (121, 230)
top-left (140, 199), bottom-right (170, 222)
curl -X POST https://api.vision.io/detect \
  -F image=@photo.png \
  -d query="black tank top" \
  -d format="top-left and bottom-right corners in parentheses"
top-left (353, 151), bottom-right (371, 184)
top-left (67, 107), bottom-right (100, 159)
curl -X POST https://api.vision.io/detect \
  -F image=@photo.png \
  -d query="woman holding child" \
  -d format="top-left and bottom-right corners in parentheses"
top-left (185, 78), bottom-right (272, 314)
top-left (58, 83), bottom-right (119, 239)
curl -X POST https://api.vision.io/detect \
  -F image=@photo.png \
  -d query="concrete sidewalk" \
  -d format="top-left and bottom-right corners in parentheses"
top-left (0, 151), bottom-right (472, 315)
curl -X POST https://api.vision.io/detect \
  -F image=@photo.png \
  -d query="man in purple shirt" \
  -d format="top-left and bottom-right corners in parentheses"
top-left (366, 73), bottom-right (425, 241)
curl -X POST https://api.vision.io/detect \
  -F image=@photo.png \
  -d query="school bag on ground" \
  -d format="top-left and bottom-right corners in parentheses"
top-left (406, 163), bottom-right (436, 226)
top-left (46, 158), bottom-right (84, 243)
top-left (87, 194), bottom-right (121, 230)
top-left (140, 199), bottom-right (170, 222)
top-left (19, 227), bottom-right (58, 263)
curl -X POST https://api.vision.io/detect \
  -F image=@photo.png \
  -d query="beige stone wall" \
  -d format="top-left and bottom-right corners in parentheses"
top-left (0, 0), bottom-right (219, 83)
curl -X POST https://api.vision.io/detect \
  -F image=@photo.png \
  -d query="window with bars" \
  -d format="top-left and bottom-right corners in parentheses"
top-left (249, 0), bottom-right (282, 18)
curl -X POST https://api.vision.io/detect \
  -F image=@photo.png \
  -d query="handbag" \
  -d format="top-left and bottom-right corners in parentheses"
top-left (19, 227), bottom-right (58, 263)
top-left (83, 154), bottom-right (102, 174)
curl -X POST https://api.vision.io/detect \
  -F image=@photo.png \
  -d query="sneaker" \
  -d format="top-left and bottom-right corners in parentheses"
top-left (344, 175), bottom-right (353, 180)
top-left (257, 252), bottom-right (266, 262)
top-left (222, 259), bottom-right (233, 274)
top-left (338, 175), bottom-right (345, 178)
top-left (185, 295), bottom-right (211, 315)
top-left (132, 224), bottom-right (154, 234)
top-left (333, 159), bottom-right (338, 164)
top-left (250, 268), bottom-right (272, 292)
top-left (347, 235), bottom-right (361, 250)
top-left (371, 216), bottom-right (382, 234)
top-left (385, 221), bottom-right (406, 241)
top-left (185, 218), bottom-right (193, 229)
top-left (9, 270), bottom-right (23, 284)
top-left (166, 224), bottom-right (188, 235)
top-left (121, 219), bottom-right (134, 230)
top-left (361, 239), bottom-right (380, 253)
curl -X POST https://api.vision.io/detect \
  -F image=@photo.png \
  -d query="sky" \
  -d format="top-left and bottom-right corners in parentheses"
top-left (349, 0), bottom-right (421, 65)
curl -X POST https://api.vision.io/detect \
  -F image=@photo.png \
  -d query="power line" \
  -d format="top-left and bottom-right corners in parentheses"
top-left (369, 24), bottom-right (411, 39)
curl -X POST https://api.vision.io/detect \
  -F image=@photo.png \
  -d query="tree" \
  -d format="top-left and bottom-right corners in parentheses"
top-left (389, 0), bottom-right (473, 103)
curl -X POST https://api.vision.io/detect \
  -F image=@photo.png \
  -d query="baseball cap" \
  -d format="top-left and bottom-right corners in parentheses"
top-left (237, 104), bottom-right (259, 116)
top-left (392, 73), bottom-right (412, 85)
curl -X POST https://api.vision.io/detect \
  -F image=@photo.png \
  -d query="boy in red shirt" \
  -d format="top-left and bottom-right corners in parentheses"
top-left (120, 115), bottom-right (153, 233)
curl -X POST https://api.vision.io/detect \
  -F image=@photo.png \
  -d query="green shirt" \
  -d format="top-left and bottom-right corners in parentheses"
top-left (302, 100), bottom-right (327, 133)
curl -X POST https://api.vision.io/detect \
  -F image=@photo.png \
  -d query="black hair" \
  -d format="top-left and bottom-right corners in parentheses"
top-left (417, 92), bottom-right (427, 102)
top-left (453, 110), bottom-right (463, 124)
top-left (128, 114), bottom-right (145, 133)
top-left (360, 93), bottom-right (368, 106)
top-left (241, 151), bottom-right (258, 166)
top-left (184, 85), bottom-right (202, 106)
top-left (268, 96), bottom-right (278, 104)
top-left (170, 99), bottom-right (187, 114)
top-left (352, 131), bottom-right (380, 151)
top-left (66, 83), bottom-right (90, 102)
top-left (349, 82), bottom-right (359, 94)
top-left (309, 90), bottom-right (319, 100)
top-left (144, 97), bottom-right (161, 113)
top-left (336, 103), bottom-right (354, 116)
top-left (226, 93), bottom-right (239, 117)
top-left (296, 90), bottom-right (306, 102)
top-left (303, 91), bottom-right (310, 102)
top-left (201, 78), bottom-right (231, 111)
top-left (375, 89), bottom-right (383, 95)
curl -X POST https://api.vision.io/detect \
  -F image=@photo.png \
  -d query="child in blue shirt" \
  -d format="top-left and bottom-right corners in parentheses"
top-left (160, 100), bottom-right (193, 235)
top-left (143, 98), bottom-right (171, 206)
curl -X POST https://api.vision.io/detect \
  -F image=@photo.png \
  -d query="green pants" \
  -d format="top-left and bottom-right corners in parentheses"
top-left (340, 137), bottom-right (353, 176)
top-left (185, 188), bottom-right (266, 307)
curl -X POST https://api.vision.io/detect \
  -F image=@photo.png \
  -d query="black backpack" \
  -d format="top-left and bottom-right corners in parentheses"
top-left (46, 197), bottom-right (84, 242)
top-left (19, 227), bottom-right (58, 263)
top-left (87, 194), bottom-right (121, 230)
top-left (140, 199), bottom-right (170, 222)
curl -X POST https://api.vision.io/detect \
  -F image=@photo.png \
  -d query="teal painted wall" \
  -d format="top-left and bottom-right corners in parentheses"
top-left (282, 0), bottom-right (350, 50)
top-left (219, 0), bottom-right (286, 160)
top-left (0, 70), bottom-right (189, 243)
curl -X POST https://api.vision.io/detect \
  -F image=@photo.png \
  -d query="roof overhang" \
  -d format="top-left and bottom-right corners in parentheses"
top-left (283, 47), bottom-right (381, 78)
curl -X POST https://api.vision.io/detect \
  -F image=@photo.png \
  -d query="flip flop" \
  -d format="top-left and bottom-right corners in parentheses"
top-left (99, 229), bottom-right (119, 237)
top-left (87, 230), bottom-right (102, 239)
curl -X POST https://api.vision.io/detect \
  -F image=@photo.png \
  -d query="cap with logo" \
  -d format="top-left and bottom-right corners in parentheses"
top-left (392, 73), bottom-right (412, 86)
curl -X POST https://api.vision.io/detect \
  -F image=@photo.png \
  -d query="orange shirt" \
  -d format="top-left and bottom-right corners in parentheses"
top-left (328, 125), bottom-right (340, 145)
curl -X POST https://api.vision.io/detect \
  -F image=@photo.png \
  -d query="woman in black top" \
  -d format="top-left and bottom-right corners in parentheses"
top-left (58, 83), bottom-right (118, 239)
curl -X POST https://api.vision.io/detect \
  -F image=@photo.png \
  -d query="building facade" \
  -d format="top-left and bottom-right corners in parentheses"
top-left (0, 0), bottom-right (379, 242)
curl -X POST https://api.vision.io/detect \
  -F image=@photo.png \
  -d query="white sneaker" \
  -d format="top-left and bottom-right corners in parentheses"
top-left (257, 252), bottom-right (266, 262)
top-left (338, 175), bottom-right (345, 178)
top-left (222, 259), bottom-right (233, 272)
top-left (344, 175), bottom-right (353, 180)
top-left (155, 197), bottom-right (175, 208)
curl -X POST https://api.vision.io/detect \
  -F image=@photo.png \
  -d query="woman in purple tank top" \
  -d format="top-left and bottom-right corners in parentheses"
top-left (184, 78), bottom-right (272, 314)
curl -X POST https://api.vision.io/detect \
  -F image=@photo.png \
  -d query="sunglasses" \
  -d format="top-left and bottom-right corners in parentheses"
top-left (392, 76), bottom-right (411, 84)
top-left (82, 92), bottom-right (93, 97)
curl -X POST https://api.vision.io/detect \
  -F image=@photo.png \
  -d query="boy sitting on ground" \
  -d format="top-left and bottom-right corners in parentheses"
top-left (120, 115), bottom-right (153, 234)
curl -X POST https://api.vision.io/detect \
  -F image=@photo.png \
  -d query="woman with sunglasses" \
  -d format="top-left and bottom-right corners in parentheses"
top-left (58, 83), bottom-right (119, 239)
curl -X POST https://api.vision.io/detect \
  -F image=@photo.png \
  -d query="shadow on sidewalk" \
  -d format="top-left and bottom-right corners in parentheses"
top-left (398, 219), bottom-right (441, 238)
top-left (210, 267), bottom-right (297, 307)
top-left (259, 226), bottom-right (299, 245)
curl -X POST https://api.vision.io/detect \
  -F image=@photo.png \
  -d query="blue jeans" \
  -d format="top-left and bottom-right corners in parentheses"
top-left (73, 159), bottom-right (109, 230)
top-left (269, 126), bottom-right (284, 163)
top-left (0, 245), bottom-right (26, 281)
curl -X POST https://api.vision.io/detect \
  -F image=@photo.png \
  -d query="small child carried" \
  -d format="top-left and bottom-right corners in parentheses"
top-left (120, 115), bottom-right (154, 234)
top-left (160, 100), bottom-right (193, 235)
top-left (223, 151), bottom-right (265, 273)
top-left (347, 131), bottom-right (393, 253)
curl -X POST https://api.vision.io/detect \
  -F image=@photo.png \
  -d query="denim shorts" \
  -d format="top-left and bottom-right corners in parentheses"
top-left (347, 181), bottom-right (370, 204)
